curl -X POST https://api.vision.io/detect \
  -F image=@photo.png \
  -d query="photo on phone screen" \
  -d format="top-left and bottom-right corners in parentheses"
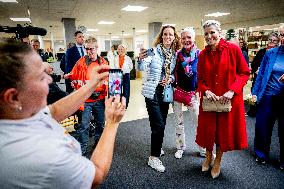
top-left (146, 48), bottom-right (155, 56)
top-left (108, 69), bottom-right (123, 97)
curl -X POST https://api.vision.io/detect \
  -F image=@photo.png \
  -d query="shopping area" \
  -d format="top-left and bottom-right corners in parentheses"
top-left (0, 0), bottom-right (283, 189)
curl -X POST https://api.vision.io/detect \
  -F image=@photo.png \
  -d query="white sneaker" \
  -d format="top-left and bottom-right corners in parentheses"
top-left (148, 157), bottom-right (165, 172)
top-left (199, 147), bottom-right (206, 157)
top-left (160, 149), bottom-right (165, 157)
top-left (175, 149), bottom-right (184, 159)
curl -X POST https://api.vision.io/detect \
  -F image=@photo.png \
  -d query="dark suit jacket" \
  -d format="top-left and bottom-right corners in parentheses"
top-left (65, 45), bottom-right (81, 74)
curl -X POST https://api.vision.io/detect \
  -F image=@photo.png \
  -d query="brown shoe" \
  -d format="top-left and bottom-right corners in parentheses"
top-left (202, 156), bottom-right (214, 172)
top-left (211, 164), bottom-right (221, 179)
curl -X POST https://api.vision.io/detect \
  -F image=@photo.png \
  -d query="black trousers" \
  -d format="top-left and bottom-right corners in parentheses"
top-left (145, 85), bottom-right (170, 157)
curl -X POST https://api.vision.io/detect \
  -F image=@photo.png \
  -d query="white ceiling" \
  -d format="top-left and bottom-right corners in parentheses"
top-left (0, 0), bottom-right (283, 41)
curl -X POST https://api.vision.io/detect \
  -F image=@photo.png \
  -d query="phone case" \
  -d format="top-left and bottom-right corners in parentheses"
top-left (108, 69), bottom-right (123, 97)
top-left (146, 48), bottom-right (155, 56)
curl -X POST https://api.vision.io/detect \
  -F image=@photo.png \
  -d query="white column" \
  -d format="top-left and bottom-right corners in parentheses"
top-left (122, 31), bottom-right (124, 43)
top-left (38, 35), bottom-right (44, 49)
top-left (50, 32), bottom-right (56, 58)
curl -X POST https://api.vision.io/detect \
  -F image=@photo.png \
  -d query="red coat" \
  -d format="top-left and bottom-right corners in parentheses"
top-left (195, 39), bottom-right (250, 152)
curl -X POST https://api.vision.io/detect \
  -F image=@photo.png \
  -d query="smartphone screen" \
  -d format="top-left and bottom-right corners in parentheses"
top-left (108, 69), bottom-right (123, 97)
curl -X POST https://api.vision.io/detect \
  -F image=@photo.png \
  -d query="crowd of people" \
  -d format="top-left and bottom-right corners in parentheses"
top-left (0, 20), bottom-right (283, 188)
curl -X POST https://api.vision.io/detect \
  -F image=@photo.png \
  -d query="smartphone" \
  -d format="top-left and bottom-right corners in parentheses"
top-left (146, 48), bottom-right (155, 56)
top-left (108, 69), bottom-right (123, 97)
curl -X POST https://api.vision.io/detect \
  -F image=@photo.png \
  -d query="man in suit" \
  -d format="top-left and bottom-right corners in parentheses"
top-left (64, 31), bottom-right (85, 93)
top-left (31, 39), bottom-right (48, 62)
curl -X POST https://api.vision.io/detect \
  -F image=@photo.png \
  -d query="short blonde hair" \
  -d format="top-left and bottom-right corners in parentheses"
top-left (85, 36), bottom-right (97, 44)
top-left (181, 27), bottom-right (196, 39)
top-left (202, 20), bottom-right (222, 32)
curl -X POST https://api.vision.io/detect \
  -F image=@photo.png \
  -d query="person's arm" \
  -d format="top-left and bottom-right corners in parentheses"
top-left (137, 48), bottom-right (152, 71)
top-left (48, 65), bottom-right (110, 122)
top-left (252, 52), bottom-right (269, 96)
top-left (127, 56), bottom-right (133, 71)
top-left (91, 96), bottom-right (126, 187)
top-left (228, 46), bottom-right (250, 95)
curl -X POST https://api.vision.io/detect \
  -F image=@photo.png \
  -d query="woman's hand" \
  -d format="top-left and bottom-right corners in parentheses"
top-left (105, 95), bottom-right (126, 125)
top-left (138, 48), bottom-right (148, 60)
top-left (205, 90), bottom-right (219, 101)
top-left (219, 90), bottom-right (234, 104)
top-left (159, 79), bottom-right (167, 86)
top-left (64, 73), bottom-right (72, 79)
top-left (251, 95), bottom-right (257, 103)
top-left (279, 74), bottom-right (284, 83)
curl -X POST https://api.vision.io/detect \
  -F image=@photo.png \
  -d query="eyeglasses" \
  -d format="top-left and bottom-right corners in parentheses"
top-left (85, 47), bottom-right (98, 51)
top-left (268, 39), bottom-right (279, 43)
top-left (279, 33), bottom-right (284, 38)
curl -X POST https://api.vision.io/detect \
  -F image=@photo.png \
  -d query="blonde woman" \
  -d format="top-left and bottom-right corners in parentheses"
top-left (114, 44), bottom-right (133, 108)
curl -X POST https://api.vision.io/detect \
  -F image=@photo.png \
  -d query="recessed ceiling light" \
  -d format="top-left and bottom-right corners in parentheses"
top-left (255, 26), bottom-right (261, 29)
top-left (205, 12), bottom-right (230, 17)
top-left (0, 0), bottom-right (18, 2)
top-left (162, 24), bottom-right (176, 27)
top-left (10, 17), bottom-right (31, 22)
top-left (98, 21), bottom-right (115, 25)
top-left (136, 30), bottom-right (147, 33)
top-left (121, 5), bottom-right (148, 12)
top-left (111, 36), bottom-right (119, 39)
top-left (87, 28), bottom-right (99, 32)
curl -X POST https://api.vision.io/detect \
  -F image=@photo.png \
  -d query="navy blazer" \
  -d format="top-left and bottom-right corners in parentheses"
top-left (65, 46), bottom-right (81, 74)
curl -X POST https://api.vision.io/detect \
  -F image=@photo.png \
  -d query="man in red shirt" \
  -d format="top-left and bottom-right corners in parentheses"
top-left (65, 37), bottom-right (108, 156)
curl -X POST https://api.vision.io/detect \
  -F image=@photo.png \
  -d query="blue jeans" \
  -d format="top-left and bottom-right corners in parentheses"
top-left (77, 99), bottom-right (105, 156)
top-left (123, 73), bottom-right (130, 108)
top-left (254, 93), bottom-right (284, 164)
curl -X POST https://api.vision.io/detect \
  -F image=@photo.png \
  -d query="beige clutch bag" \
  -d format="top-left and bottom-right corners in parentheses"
top-left (202, 96), bottom-right (232, 112)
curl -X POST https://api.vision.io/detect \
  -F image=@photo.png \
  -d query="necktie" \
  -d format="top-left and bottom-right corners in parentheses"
top-left (79, 47), bottom-right (84, 57)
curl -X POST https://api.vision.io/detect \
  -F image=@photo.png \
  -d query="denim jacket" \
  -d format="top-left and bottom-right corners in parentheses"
top-left (137, 44), bottom-right (176, 99)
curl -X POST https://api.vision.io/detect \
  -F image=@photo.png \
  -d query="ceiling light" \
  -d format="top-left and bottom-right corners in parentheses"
top-left (10, 17), bottom-right (31, 22)
top-left (87, 28), bottom-right (99, 32)
top-left (111, 36), bottom-right (119, 39)
top-left (121, 5), bottom-right (148, 12)
top-left (0, 0), bottom-right (18, 2)
top-left (205, 12), bottom-right (230, 17)
top-left (136, 30), bottom-right (147, 33)
top-left (255, 26), bottom-right (261, 29)
top-left (162, 24), bottom-right (176, 27)
top-left (98, 21), bottom-right (115, 25)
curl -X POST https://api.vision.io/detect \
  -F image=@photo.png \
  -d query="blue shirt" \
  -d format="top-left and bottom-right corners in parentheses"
top-left (264, 50), bottom-right (284, 95)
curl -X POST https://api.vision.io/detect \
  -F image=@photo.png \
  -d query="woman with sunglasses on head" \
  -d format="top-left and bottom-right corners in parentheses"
top-left (114, 44), bottom-right (133, 108)
top-left (64, 36), bottom-right (108, 157)
top-left (196, 20), bottom-right (250, 178)
top-left (138, 25), bottom-right (181, 172)
top-left (252, 25), bottom-right (284, 170)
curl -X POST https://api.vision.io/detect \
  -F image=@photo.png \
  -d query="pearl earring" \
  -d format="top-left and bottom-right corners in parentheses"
top-left (17, 105), bottom-right (22, 111)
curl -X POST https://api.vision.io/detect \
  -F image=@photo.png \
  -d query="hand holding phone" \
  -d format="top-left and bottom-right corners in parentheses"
top-left (108, 69), bottom-right (123, 98)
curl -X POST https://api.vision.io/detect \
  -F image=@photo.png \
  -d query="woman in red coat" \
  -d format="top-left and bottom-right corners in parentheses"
top-left (195, 20), bottom-right (250, 178)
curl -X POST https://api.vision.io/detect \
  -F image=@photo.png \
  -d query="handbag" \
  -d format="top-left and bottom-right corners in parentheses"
top-left (163, 84), bottom-right (173, 103)
top-left (202, 96), bottom-right (232, 112)
top-left (173, 86), bottom-right (195, 106)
